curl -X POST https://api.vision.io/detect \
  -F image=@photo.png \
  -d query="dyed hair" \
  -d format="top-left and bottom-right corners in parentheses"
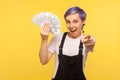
top-left (64, 6), bottom-right (87, 21)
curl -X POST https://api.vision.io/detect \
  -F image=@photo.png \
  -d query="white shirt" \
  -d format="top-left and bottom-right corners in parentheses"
top-left (48, 32), bottom-right (94, 78)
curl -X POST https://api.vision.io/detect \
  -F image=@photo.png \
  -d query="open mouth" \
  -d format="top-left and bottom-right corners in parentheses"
top-left (70, 28), bottom-right (77, 33)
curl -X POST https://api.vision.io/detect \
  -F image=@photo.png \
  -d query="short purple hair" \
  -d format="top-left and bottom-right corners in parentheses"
top-left (64, 6), bottom-right (86, 21)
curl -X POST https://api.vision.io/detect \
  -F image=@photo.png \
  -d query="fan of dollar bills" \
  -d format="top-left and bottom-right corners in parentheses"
top-left (32, 12), bottom-right (61, 34)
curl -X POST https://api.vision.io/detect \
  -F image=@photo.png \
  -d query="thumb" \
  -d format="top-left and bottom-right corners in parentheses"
top-left (81, 35), bottom-right (91, 43)
top-left (84, 35), bottom-right (91, 39)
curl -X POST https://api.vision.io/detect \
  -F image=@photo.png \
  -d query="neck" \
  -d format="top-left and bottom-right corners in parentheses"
top-left (67, 32), bottom-right (81, 39)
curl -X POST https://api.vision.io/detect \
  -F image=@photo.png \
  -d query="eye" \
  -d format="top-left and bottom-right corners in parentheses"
top-left (73, 20), bottom-right (78, 23)
top-left (66, 20), bottom-right (71, 24)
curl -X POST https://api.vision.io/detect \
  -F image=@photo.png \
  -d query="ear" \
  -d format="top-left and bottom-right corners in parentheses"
top-left (81, 24), bottom-right (85, 30)
top-left (81, 20), bottom-right (86, 30)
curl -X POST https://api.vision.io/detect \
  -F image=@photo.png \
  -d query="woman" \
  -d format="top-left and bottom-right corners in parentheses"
top-left (39, 6), bottom-right (96, 80)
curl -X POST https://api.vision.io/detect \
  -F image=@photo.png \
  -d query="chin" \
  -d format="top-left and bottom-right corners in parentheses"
top-left (69, 32), bottom-right (78, 38)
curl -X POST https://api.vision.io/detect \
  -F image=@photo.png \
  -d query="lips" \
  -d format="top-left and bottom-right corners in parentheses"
top-left (70, 28), bottom-right (77, 33)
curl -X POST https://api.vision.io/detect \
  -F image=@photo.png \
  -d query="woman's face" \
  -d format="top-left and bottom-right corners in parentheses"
top-left (65, 13), bottom-right (85, 38)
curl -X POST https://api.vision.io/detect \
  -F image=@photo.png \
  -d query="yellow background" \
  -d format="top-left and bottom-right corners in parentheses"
top-left (0, 0), bottom-right (120, 80)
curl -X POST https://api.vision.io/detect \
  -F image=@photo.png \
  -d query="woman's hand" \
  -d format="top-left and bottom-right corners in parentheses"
top-left (39, 22), bottom-right (52, 65)
top-left (40, 22), bottom-right (50, 40)
top-left (82, 35), bottom-right (95, 49)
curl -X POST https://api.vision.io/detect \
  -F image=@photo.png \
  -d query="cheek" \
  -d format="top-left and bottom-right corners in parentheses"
top-left (66, 23), bottom-right (70, 28)
top-left (76, 23), bottom-right (81, 27)
top-left (66, 24), bottom-right (70, 27)
top-left (77, 24), bottom-right (83, 30)
top-left (66, 25), bottom-right (70, 29)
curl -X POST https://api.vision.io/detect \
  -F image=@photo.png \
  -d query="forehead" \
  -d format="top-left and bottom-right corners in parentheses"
top-left (66, 13), bottom-right (80, 20)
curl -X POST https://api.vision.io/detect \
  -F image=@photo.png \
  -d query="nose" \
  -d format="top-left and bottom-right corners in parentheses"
top-left (69, 23), bottom-right (74, 28)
